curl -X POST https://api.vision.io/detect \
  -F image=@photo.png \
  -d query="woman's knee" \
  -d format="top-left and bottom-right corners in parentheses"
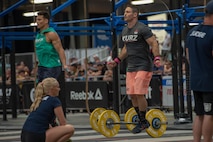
top-left (65, 124), bottom-right (75, 135)
top-left (45, 125), bottom-right (74, 141)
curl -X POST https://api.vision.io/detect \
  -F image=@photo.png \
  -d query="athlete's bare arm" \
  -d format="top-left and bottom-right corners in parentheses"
top-left (118, 45), bottom-right (128, 60)
top-left (108, 45), bottom-right (128, 67)
top-left (46, 32), bottom-right (68, 70)
top-left (185, 48), bottom-right (190, 64)
top-left (146, 35), bottom-right (160, 57)
top-left (54, 106), bottom-right (66, 125)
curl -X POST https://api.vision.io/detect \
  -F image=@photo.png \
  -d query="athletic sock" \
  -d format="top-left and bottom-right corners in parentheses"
top-left (138, 111), bottom-right (146, 122)
top-left (134, 107), bottom-right (140, 119)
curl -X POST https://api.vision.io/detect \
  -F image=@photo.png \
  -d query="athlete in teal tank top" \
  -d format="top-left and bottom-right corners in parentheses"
top-left (35, 27), bottom-right (61, 68)
top-left (35, 11), bottom-right (68, 82)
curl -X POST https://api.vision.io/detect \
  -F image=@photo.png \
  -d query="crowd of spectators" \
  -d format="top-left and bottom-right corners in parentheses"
top-left (65, 55), bottom-right (112, 82)
top-left (0, 52), bottom-right (188, 84)
top-left (64, 53), bottom-right (182, 82)
top-left (1, 61), bottom-right (36, 85)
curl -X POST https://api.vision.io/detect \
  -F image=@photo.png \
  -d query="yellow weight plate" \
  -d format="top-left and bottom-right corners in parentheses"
top-left (145, 109), bottom-right (167, 138)
top-left (98, 110), bottom-right (120, 137)
top-left (90, 107), bottom-right (106, 132)
top-left (124, 107), bottom-right (139, 131)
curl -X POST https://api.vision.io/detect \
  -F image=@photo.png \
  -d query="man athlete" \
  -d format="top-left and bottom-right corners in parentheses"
top-left (35, 11), bottom-right (68, 83)
top-left (110, 4), bottom-right (161, 134)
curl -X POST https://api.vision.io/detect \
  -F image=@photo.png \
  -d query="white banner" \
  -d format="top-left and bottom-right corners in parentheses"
top-left (162, 75), bottom-right (194, 108)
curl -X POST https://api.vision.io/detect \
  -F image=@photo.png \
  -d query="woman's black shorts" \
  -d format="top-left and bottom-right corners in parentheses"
top-left (21, 130), bottom-right (45, 142)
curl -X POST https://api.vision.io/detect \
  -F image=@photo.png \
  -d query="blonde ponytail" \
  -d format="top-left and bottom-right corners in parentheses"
top-left (30, 78), bottom-right (58, 112)
top-left (30, 82), bottom-right (44, 112)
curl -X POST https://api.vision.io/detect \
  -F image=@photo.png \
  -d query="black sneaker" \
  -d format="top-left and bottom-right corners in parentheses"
top-left (131, 119), bottom-right (150, 134)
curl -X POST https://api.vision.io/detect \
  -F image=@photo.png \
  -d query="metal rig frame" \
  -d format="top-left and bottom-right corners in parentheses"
top-left (0, 0), bottom-right (206, 122)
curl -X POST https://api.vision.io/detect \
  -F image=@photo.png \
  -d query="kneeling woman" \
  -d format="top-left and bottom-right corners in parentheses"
top-left (21, 77), bottom-right (74, 142)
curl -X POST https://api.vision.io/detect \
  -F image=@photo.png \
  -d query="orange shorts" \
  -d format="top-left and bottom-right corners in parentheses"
top-left (126, 71), bottom-right (152, 95)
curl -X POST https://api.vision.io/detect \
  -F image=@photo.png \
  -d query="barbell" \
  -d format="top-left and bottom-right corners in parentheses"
top-left (90, 107), bottom-right (168, 138)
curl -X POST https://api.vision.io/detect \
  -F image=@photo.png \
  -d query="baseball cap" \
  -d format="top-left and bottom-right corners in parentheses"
top-left (205, 0), bottom-right (213, 14)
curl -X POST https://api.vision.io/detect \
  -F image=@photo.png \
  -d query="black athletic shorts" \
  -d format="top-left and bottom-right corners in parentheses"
top-left (37, 66), bottom-right (62, 83)
top-left (193, 91), bottom-right (213, 115)
top-left (21, 130), bottom-right (45, 142)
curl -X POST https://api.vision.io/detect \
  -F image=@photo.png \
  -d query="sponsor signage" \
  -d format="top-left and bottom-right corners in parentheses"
top-left (20, 81), bottom-right (109, 109)
top-left (66, 81), bottom-right (109, 109)
top-left (162, 75), bottom-right (194, 107)
top-left (0, 84), bottom-right (20, 109)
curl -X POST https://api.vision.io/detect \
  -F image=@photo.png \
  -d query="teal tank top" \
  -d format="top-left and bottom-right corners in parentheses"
top-left (35, 27), bottom-right (61, 68)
